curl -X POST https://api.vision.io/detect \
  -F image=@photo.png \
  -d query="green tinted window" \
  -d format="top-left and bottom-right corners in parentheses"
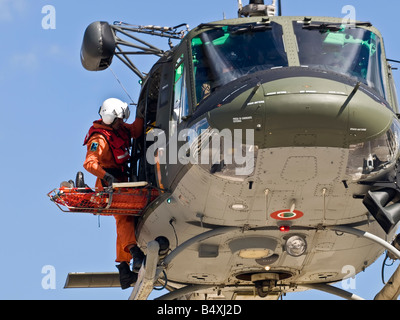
top-left (294, 22), bottom-right (387, 98)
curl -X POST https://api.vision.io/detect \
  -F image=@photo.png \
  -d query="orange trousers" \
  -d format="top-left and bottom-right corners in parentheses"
top-left (114, 215), bottom-right (137, 263)
top-left (95, 178), bottom-right (136, 263)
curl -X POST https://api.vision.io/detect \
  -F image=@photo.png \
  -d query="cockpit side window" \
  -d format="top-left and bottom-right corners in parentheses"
top-left (293, 22), bottom-right (387, 99)
top-left (171, 54), bottom-right (190, 136)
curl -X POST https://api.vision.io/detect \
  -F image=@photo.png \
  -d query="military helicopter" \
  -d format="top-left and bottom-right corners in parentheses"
top-left (56, 0), bottom-right (400, 300)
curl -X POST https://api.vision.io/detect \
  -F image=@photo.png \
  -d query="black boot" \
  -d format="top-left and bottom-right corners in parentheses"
top-left (130, 245), bottom-right (145, 273)
top-left (75, 171), bottom-right (93, 192)
top-left (75, 171), bottom-right (85, 188)
top-left (116, 262), bottom-right (137, 289)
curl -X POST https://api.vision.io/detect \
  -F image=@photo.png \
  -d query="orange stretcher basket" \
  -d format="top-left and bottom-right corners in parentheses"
top-left (47, 182), bottom-right (160, 216)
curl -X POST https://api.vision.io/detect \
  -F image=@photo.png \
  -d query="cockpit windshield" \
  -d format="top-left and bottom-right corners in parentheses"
top-left (191, 22), bottom-right (288, 104)
top-left (293, 22), bottom-right (387, 98)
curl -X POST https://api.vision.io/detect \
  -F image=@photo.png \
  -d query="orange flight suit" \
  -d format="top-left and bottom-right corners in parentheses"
top-left (83, 117), bottom-right (143, 263)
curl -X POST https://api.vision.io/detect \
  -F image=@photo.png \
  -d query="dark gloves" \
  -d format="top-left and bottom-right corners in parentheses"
top-left (103, 172), bottom-right (117, 187)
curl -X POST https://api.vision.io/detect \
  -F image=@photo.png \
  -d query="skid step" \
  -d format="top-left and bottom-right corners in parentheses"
top-left (65, 272), bottom-right (123, 288)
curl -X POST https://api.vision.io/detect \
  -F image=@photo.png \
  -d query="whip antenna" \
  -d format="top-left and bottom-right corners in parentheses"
top-left (109, 66), bottom-right (137, 105)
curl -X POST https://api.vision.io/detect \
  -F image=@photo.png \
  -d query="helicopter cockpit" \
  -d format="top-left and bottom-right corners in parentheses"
top-left (186, 19), bottom-right (399, 183)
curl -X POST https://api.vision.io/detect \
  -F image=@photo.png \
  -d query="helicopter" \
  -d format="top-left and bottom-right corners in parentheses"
top-left (55, 0), bottom-right (400, 300)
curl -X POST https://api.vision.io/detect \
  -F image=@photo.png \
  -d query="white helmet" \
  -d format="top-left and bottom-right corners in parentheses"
top-left (98, 98), bottom-right (130, 125)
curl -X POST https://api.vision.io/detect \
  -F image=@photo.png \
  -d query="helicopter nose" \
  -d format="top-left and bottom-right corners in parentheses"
top-left (207, 72), bottom-right (393, 149)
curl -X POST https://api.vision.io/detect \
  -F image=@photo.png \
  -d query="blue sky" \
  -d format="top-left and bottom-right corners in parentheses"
top-left (0, 0), bottom-right (399, 300)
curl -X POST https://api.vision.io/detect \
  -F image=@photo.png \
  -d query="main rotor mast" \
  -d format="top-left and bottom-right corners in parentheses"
top-left (238, 0), bottom-right (279, 17)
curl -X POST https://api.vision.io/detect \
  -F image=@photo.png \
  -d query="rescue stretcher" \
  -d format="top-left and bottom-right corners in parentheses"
top-left (47, 182), bottom-right (160, 215)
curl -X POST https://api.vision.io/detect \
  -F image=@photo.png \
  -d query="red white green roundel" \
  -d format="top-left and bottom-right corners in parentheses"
top-left (270, 209), bottom-right (304, 220)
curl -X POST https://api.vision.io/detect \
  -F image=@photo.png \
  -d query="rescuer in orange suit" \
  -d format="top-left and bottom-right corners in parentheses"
top-left (83, 97), bottom-right (144, 289)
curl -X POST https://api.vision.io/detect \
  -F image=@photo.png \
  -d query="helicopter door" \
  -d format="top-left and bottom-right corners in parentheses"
top-left (132, 66), bottom-right (162, 185)
top-left (144, 50), bottom-right (193, 190)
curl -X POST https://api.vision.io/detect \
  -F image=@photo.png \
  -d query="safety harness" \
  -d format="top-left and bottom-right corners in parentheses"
top-left (83, 120), bottom-right (131, 166)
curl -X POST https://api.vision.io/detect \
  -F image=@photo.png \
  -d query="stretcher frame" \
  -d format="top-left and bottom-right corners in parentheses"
top-left (47, 182), bottom-right (160, 216)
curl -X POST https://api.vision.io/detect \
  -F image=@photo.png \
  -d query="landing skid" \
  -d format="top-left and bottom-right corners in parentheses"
top-left (302, 283), bottom-right (364, 300)
top-left (129, 240), bottom-right (160, 300)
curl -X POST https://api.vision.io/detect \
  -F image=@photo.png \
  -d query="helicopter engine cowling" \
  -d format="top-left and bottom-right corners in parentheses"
top-left (81, 21), bottom-right (116, 71)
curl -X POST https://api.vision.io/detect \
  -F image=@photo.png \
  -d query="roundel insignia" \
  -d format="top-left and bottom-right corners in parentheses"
top-left (270, 209), bottom-right (304, 220)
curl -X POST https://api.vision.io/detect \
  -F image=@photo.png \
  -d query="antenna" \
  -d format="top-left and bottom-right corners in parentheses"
top-left (238, 0), bottom-right (277, 17)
